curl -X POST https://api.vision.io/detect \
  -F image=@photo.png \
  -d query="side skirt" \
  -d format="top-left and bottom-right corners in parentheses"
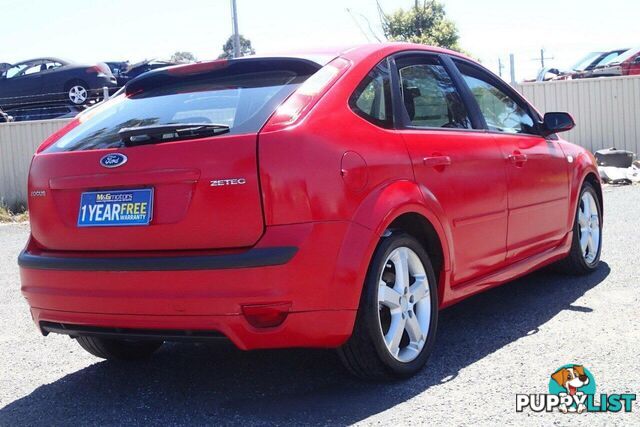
top-left (439, 232), bottom-right (573, 308)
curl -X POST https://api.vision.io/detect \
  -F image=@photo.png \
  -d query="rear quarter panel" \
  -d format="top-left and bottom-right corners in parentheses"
top-left (258, 48), bottom-right (415, 225)
top-left (258, 46), bottom-right (453, 310)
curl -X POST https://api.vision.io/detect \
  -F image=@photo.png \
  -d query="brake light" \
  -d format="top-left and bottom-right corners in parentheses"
top-left (262, 57), bottom-right (351, 132)
top-left (167, 59), bottom-right (229, 76)
top-left (85, 65), bottom-right (100, 74)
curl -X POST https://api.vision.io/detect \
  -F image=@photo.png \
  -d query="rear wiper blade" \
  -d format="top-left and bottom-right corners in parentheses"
top-left (119, 123), bottom-right (230, 146)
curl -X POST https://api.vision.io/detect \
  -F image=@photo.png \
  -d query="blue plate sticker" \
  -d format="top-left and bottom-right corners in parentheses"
top-left (77, 189), bottom-right (153, 227)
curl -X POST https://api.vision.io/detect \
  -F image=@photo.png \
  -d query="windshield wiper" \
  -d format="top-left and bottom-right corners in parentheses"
top-left (119, 123), bottom-right (230, 146)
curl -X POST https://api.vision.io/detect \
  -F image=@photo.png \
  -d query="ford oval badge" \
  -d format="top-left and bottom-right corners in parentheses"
top-left (100, 153), bottom-right (128, 168)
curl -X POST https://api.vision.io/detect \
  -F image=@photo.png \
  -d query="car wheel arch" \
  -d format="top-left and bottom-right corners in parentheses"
top-left (64, 78), bottom-right (89, 91)
top-left (582, 172), bottom-right (603, 217)
top-left (333, 180), bottom-right (453, 311)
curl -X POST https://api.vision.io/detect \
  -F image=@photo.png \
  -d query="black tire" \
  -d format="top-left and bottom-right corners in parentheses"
top-left (76, 336), bottom-right (162, 361)
top-left (338, 232), bottom-right (438, 380)
top-left (555, 182), bottom-right (602, 275)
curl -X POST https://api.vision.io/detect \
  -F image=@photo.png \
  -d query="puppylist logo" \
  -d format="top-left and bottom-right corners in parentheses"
top-left (516, 364), bottom-right (636, 414)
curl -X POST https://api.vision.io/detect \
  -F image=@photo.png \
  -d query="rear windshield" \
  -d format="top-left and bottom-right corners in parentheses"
top-left (45, 59), bottom-right (318, 152)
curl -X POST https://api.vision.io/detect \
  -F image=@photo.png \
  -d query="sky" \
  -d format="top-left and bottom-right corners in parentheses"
top-left (1, 0), bottom-right (638, 81)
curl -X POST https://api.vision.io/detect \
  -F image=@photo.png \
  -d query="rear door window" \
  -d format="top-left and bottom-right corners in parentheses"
top-left (396, 55), bottom-right (472, 129)
top-left (45, 59), bottom-right (319, 152)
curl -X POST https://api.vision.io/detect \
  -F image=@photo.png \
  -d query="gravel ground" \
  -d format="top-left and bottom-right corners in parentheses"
top-left (0, 186), bottom-right (638, 426)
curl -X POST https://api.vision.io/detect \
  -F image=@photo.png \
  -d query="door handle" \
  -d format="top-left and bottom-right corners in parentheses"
top-left (423, 155), bottom-right (452, 168)
top-left (508, 153), bottom-right (528, 164)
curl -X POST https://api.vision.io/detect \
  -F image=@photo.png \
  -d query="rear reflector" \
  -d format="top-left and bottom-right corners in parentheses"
top-left (261, 57), bottom-right (351, 132)
top-left (242, 302), bottom-right (292, 328)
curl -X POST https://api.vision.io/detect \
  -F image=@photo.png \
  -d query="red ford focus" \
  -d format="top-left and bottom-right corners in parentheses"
top-left (19, 43), bottom-right (602, 379)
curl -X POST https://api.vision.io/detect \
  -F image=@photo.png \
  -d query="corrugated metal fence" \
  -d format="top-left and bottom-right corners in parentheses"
top-left (1, 75), bottom-right (639, 208)
top-left (516, 75), bottom-right (640, 154)
top-left (0, 119), bottom-right (71, 209)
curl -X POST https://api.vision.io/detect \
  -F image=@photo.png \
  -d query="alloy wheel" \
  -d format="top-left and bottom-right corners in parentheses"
top-left (377, 246), bottom-right (431, 363)
top-left (68, 85), bottom-right (88, 104)
top-left (578, 191), bottom-right (600, 264)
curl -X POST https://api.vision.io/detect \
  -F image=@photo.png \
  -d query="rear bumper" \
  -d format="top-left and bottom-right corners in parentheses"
top-left (20, 222), bottom-right (365, 350)
top-left (31, 309), bottom-right (355, 350)
top-left (18, 246), bottom-right (297, 271)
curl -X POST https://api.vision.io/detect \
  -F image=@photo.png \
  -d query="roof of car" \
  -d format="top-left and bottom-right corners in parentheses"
top-left (124, 43), bottom-right (473, 93)
top-left (13, 57), bottom-right (70, 66)
top-left (249, 43), bottom-right (469, 64)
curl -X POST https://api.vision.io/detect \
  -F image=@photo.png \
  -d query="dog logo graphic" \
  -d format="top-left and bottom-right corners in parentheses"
top-left (549, 364), bottom-right (595, 413)
top-left (517, 363), bottom-right (635, 413)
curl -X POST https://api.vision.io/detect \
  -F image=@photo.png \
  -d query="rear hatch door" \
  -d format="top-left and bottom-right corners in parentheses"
top-left (29, 58), bottom-right (319, 251)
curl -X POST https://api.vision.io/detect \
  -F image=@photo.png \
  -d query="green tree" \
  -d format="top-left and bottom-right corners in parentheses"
top-left (379, 0), bottom-right (461, 51)
top-left (170, 51), bottom-right (197, 63)
top-left (218, 35), bottom-right (256, 59)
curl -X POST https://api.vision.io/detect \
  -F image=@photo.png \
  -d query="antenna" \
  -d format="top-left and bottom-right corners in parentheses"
top-left (230, 0), bottom-right (241, 58)
top-left (532, 48), bottom-right (554, 69)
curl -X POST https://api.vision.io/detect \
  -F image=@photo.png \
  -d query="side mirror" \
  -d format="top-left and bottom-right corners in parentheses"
top-left (541, 112), bottom-right (575, 137)
top-left (633, 56), bottom-right (640, 64)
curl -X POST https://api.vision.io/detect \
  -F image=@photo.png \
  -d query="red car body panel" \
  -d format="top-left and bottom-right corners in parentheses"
top-left (19, 43), bottom-right (601, 350)
top-left (622, 51), bottom-right (640, 75)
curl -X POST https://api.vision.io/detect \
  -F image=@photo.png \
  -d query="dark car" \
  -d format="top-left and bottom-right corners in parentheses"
top-left (4, 103), bottom-right (85, 122)
top-left (124, 59), bottom-right (176, 81)
top-left (105, 61), bottom-right (130, 87)
top-left (104, 59), bottom-right (174, 87)
top-left (0, 58), bottom-right (117, 109)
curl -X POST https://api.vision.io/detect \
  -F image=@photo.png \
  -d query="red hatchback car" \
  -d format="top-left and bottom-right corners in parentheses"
top-left (19, 43), bottom-right (602, 379)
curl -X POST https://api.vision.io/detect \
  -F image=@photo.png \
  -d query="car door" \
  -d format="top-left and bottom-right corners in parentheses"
top-left (626, 52), bottom-right (640, 75)
top-left (0, 61), bottom-right (44, 106)
top-left (392, 53), bottom-right (508, 285)
top-left (453, 59), bottom-right (570, 262)
top-left (39, 60), bottom-right (64, 94)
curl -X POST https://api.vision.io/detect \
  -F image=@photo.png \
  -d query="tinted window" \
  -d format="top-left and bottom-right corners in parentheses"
top-left (349, 61), bottom-right (393, 128)
top-left (5, 63), bottom-right (29, 78)
top-left (46, 60), bottom-right (317, 152)
top-left (456, 61), bottom-right (537, 135)
top-left (397, 56), bottom-right (471, 129)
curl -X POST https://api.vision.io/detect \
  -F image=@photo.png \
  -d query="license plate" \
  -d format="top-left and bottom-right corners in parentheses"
top-left (77, 189), bottom-right (153, 227)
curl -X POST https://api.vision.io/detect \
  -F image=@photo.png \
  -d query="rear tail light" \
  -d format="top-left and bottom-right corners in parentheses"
top-left (87, 64), bottom-right (111, 77)
top-left (621, 64), bottom-right (631, 75)
top-left (262, 57), bottom-right (351, 132)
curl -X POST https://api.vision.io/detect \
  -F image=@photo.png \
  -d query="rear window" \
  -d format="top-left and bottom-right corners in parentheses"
top-left (45, 59), bottom-right (319, 152)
